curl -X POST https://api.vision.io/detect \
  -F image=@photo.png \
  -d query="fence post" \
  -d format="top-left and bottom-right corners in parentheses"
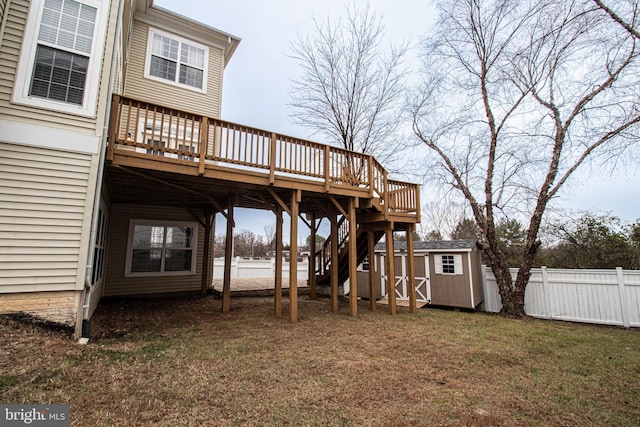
top-left (616, 267), bottom-right (630, 328)
top-left (541, 266), bottom-right (552, 319)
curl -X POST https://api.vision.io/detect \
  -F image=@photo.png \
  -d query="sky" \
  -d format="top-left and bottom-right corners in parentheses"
top-left (155, 0), bottom-right (639, 242)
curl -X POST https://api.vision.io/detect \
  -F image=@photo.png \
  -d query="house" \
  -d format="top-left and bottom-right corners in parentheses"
top-left (0, 0), bottom-right (421, 339)
top-left (357, 240), bottom-right (484, 310)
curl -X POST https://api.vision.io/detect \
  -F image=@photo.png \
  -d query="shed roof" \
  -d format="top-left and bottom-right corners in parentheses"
top-left (375, 239), bottom-right (478, 252)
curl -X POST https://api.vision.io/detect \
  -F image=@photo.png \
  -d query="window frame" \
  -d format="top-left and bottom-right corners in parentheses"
top-left (12, 0), bottom-right (110, 117)
top-left (434, 254), bottom-right (463, 276)
top-left (143, 27), bottom-right (209, 94)
top-left (125, 219), bottom-right (199, 277)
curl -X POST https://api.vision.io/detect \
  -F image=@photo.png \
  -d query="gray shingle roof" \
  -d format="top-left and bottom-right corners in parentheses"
top-left (375, 239), bottom-right (478, 252)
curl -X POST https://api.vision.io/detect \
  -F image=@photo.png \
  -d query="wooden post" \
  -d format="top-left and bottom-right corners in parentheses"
top-left (309, 212), bottom-right (317, 299)
top-left (367, 156), bottom-right (374, 198)
top-left (406, 224), bottom-right (417, 313)
top-left (330, 212), bottom-right (339, 313)
top-left (269, 132), bottom-right (277, 184)
top-left (200, 209), bottom-right (214, 297)
top-left (274, 206), bottom-right (283, 317)
top-left (385, 227), bottom-right (396, 315)
top-left (289, 189), bottom-right (301, 323)
top-left (107, 94), bottom-right (120, 161)
top-left (348, 198), bottom-right (358, 317)
top-left (222, 200), bottom-right (234, 314)
top-left (198, 117), bottom-right (208, 175)
top-left (324, 145), bottom-right (331, 192)
top-left (368, 231), bottom-right (376, 312)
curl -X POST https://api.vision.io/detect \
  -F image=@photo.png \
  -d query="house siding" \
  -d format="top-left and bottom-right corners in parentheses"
top-left (103, 204), bottom-right (205, 297)
top-left (123, 19), bottom-right (224, 119)
top-left (0, 141), bottom-right (99, 327)
top-left (0, 142), bottom-right (94, 292)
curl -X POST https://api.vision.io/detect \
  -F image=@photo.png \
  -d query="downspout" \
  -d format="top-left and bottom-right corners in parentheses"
top-left (80, 0), bottom-right (124, 341)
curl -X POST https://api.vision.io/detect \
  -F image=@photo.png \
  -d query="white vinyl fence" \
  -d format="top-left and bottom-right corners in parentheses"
top-left (482, 266), bottom-right (640, 328)
top-left (212, 257), bottom-right (309, 280)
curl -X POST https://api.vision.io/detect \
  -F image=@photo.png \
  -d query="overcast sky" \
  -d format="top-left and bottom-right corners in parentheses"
top-left (155, 0), bottom-right (639, 242)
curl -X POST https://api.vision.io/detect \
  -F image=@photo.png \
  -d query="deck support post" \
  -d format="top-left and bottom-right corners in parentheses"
top-left (200, 208), bottom-right (215, 297)
top-left (368, 231), bottom-right (377, 311)
top-left (222, 199), bottom-right (235, 314)
top-left (274, 206), bottom-right (283, 317)
top-left (348, 198), bottom-right (358, 317)
top-left (330, 212), bottom-right (339, 313)
top-left (385, 227), bottom-right (396, 315)
top-left (406, 224), bottom-right (417, 313)
top-left (309, 212), bottom-right (317, 299)
top-left (289, 189), bottom-right (301, 323)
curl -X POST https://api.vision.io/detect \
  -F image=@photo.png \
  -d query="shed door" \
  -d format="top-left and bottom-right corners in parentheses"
top-left (380, 253), bottom-right (431, 303)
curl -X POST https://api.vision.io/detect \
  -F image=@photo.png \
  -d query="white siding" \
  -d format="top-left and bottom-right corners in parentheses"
top-left (0, 142), bottom-right (93, 293)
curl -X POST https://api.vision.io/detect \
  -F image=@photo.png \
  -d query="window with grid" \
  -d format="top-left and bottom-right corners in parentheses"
top-left (441, 255), bottom-right (456, 274)
top-left (13, 0), bottom-right (107, 116)
top-left (435, 254), bottom-right (463, 275)
top-left (30, 0), bottom-right (97, 105)
top-left (126, 220), bottom-right (198, 276)
top-left (145, 28), bottom-right (208, 92)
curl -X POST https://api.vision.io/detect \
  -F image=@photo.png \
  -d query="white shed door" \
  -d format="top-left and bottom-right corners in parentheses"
top-left (380, 254), bottom-right (431, 303)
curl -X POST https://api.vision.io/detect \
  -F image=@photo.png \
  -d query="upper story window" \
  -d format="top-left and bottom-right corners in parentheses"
top-left (12, 0), bottom-right (109, 117)
top-left (144, 28), bottom-right (208, 93)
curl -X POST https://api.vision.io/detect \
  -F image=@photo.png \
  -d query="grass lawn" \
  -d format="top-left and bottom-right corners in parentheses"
top-left (1, 295), bottom-right (639, 426)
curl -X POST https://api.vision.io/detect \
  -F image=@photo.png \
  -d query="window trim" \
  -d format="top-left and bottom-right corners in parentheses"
top-left (12, 0), bottom-right (110, 117)
top-left (143, 27), bottom-right (209, 94)
top-left (125, 219), bottom-right (199, 277)
top-left (434, 254), bottom-right (463, 276)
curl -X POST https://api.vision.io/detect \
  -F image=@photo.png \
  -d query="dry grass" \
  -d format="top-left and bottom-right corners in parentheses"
top-left (1, 295), bottom-right (639, 426)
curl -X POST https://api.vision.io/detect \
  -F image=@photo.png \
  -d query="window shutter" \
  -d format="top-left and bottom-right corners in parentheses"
top-left (454, 255), bottom-right (463, 275)
top-left (434, 255), bottom-right (443, 274)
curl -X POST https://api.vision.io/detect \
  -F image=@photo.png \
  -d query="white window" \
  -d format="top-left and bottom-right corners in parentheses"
top-left (125, 220), bottom-right (198, 276)
top-left (144, 28), bottom-right (208, 93)
top-left (12, 0), bottom-right (109, 116)
top-left (90, 203), bottom-right (109, 286)
top-left (434, 254), bottom-right (463, 275)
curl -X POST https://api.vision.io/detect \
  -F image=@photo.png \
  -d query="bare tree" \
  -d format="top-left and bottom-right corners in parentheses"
top-left (263, 223), bottom-right (275, 250)
top-left (592, 0), bottom-right (640, 40)
top-left (289, 3), bottom-right (407, 162)
top-left (411, 0), bottom-right (640, 316)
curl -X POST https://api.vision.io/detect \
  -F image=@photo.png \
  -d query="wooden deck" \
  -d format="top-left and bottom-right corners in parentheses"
top-left (106, 95), bottom-right (420, 224)
top-left (105, 94), bottom-right (421, 322)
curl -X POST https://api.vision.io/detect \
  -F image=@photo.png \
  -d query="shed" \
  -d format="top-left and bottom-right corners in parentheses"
top-left (357, 240), bottom-right (484, 309)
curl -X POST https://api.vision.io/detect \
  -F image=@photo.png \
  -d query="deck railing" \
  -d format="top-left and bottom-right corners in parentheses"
top-left (108, 95), bottom-right (419, 217)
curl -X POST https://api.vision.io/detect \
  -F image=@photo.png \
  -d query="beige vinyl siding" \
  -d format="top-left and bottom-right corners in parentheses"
top-left (104, 204), bottom-right (205, 296)
top-left (0, 0), bottom-right (99, 132)
top-left (123, 19), bottom-right (224, 119)
top-left (0, 142), bottom-right (93, 293)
